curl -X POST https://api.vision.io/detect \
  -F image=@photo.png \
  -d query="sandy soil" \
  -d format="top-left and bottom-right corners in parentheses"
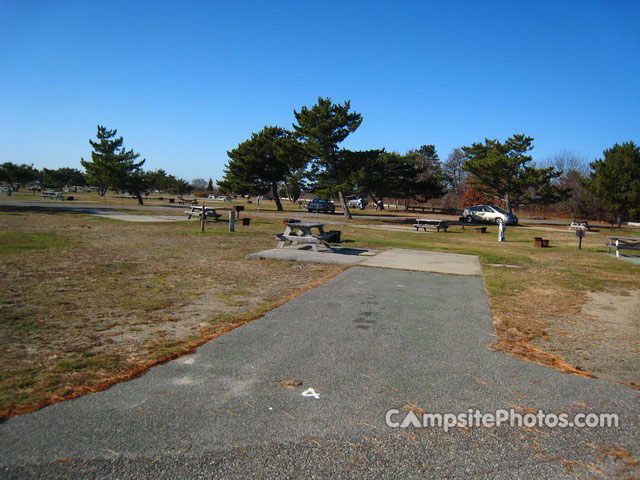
top-left (533, 290), bottom-right (640, 386)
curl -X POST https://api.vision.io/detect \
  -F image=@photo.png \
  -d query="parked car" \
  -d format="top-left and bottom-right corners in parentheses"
top-left (462, 205), bottom-right (518, 225)
top-left (207, 194), bottom-right (230, 201)
top-left (307, 198), bottom-right (335, 213)
top-left (347, 197), bottom-right (368, 209)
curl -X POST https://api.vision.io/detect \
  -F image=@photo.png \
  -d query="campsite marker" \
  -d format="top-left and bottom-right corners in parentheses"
top-left (301, 388), bottom-right (320, 399)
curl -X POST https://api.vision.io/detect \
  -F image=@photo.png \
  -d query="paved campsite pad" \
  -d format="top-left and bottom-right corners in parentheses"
top-left (250, 247), bottom-right (482, 276)
top-left (359, 248), bottom-right (481, 275)
top-left (1, 267), bottom-right (637, 478)
top-left (248, 246), bottom-right (378, 265)
top-left (615, 254), bottom-right (640, 266)
top-left (93, 214), bottom-right (191, 222)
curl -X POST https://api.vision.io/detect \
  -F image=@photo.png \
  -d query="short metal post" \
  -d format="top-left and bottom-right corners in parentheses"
top-left (229, 210), bottom-right (235, 232)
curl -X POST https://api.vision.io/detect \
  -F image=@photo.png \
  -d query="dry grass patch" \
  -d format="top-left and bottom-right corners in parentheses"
top-left (0, 209), bottom-right (344, 416)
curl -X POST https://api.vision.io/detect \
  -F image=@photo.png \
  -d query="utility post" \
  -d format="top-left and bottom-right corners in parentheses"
top-left (200, 201), bottom-right (206, 232)
top-left (229, 209), bottom-right (235, 232)
top-left (576, 228), bottom-right (585, 249)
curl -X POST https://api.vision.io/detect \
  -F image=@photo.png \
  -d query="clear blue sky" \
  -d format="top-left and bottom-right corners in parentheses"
top-left (1, 0), bottom-right (638, 182)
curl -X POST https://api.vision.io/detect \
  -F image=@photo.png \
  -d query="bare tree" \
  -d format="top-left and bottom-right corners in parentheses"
top-left (190, 178), bottom-right (208, 191)
top-left (542, 150), bottom-right (591, 219)
top-left (544, 149), bottom-right (589, 177)
top-left (443, 148), bottom-right (468, 194)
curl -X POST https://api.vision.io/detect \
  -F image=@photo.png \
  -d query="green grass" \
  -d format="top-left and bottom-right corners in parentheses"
top-left (340, 223), bottom-right (640, 296)
top-left (0, 231), bottom-right (71, 255)
top-left (56, 353), bottom-right (122, 372)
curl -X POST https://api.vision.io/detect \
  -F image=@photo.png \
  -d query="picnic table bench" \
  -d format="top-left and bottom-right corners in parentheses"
top-left (275, 222), bottom-right (334, 252)
top-left (606, 237), bottom-right (640, 258)
top-left (41, 191), bottom-right (63, 200)
top-left (184, 206), bottom-right (221, 221)
top-left (413, 219), bottom-right (449, 232)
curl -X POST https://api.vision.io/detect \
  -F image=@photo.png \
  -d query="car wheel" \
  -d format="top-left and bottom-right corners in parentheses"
top-left (466, 215), bottom-right (473, 223)
top-left (495, 217), bottom-right (502, 224)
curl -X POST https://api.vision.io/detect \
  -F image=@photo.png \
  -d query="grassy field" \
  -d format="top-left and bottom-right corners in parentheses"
top-left (0, 208), bottom-right (345, 417)
top-left (0, 199), bottom-right (638, 417)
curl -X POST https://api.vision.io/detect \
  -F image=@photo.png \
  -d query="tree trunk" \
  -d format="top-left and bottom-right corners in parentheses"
top-left (369, 193), bottom-right (384, 210)
top-left (504, 194), bottom-right (512, 214)
top-left (338, 191), bottom-right (352, 219)
top-left (134, 191), bottom-right (144, 205)
top-left (272, 183), bottom-right (283, 211)
top-left (99, 186), bottom-right (107, 196)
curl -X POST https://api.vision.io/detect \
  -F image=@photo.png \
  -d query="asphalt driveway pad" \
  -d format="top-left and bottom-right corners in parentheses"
top-left (1, 267), bottom-right (637, 478)
top-left (359, 248), bottom-right (481, 275)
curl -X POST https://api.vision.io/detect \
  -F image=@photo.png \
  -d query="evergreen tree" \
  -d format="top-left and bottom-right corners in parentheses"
top-left (144, 169), bottom-right (172, 192)
top-left (206, 178), bottom-right (214, 192)
top-left (41, 167), bottom-right (86, 190)
top-left (583, 141), bottom-right (640, 222)
top-left (81, 126), bottom-right (146, 204)
top-left (462, 134), bottom-right (568, 213)
top-left (0, 163), bottom-right (39, 190)
top-left (222, 126), bottom-right (308, 211)
top-left (293, 97), bottom-right (363, 219)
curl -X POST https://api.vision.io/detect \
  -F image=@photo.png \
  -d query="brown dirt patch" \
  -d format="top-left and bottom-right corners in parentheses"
top-left (532, 290), bottom-right (640, 386)
top-left (491, 284), bottom-right (639, 385)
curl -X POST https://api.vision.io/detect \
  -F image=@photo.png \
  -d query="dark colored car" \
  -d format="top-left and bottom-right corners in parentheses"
top-left (307, 198), bottom-right (335, 213)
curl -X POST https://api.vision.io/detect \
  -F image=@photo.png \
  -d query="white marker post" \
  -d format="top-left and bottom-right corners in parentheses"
top-left (498, 219), bottom-right (506, 242)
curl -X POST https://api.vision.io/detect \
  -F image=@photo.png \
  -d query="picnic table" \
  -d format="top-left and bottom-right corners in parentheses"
top-left (413, 218), bottom-right (449, 232)
top-left (606, 237), bottom-right (640, 258)
top-left (184, 205), bottom-right (221, 221)
top-left (41, 191), bottom-right (63, 200)
top-left (275, 222), bottom-right (334, 251)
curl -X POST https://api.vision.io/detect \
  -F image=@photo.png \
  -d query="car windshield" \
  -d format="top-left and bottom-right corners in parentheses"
top-left (491, 206), bottom-right (507, 214)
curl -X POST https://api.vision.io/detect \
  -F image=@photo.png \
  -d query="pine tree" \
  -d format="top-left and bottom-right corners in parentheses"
top-left (222, 126), bottom-right (308, 211)
top-left (462, 134), bottom-right (568, 213)
top-left (81, 126), bottom-right (146, 204)
top-left (293, 97), bottom-right (363, 219)
top-left (583, 141), bottom-right (640, 222)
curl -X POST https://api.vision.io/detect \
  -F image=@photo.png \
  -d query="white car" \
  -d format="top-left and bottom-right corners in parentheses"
top-left (462, 205), bottom-right (518, 225)
top-left (347, 197), bottom-right (368, 209)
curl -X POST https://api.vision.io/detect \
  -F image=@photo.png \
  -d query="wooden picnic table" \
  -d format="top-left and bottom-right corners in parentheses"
top-left (606, 237), bottom-right (640, 258)
top-left (275, 222), bottom-right (334, 251)
top-left (184, 205), bottom-right (220, 221)
top-left (413, 218), bottom-right (449, 232)
top-left (41, 191), bottom-right (63, 200)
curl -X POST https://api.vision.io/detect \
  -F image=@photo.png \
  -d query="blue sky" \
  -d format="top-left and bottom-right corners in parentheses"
top-left (1, 0), bottom-right (638, 182)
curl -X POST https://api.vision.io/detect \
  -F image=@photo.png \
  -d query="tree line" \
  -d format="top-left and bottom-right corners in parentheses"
top-left (1, 126), bottom-right (216, 205)
top-left (220, 97), bottom-right (639, 221)
top-left (2, 109), bottom-right (638, 221)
